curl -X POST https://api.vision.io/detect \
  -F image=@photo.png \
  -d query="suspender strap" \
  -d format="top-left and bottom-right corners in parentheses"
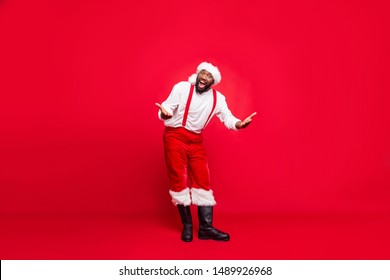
top-left (202, 89), bottom-right (217, 130)
top-left (182, 86), bottom-right (217, 130)
top-left (182, 85), bottom-right (194, 126)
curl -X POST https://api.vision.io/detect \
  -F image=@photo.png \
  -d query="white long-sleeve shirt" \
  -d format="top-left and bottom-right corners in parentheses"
top-left (158, 81), bottom-right (241, 134)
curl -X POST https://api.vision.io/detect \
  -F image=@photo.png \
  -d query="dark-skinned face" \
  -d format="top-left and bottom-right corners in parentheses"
top-left (196, 69), bottom-right (214, 93)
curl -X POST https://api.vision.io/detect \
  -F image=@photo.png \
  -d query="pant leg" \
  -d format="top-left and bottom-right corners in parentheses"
top-left (163, 130), bottom-right (188, 192)
top-left (163, 128), bottom-right (192, 205)
top-left (187, 140), bottom-right (216, 206)
top-left (187, 141), bottom-right (211, 191)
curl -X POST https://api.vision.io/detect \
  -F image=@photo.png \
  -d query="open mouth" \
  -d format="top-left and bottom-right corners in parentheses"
top-left (198, 80), bottom-right (207, 89)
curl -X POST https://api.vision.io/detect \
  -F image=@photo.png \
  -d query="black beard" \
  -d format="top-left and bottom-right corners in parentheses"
top-left (195, 77), bottom-right (212, 93)
top-left (196, 84), bottom-right (211, 93)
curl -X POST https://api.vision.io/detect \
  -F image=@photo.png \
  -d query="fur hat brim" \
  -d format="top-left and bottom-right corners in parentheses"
top-left (188, 62), bottom-right (221, 85)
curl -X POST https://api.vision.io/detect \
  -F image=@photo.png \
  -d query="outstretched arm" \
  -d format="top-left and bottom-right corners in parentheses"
top-left (235, 112), bottom-right (257, 129)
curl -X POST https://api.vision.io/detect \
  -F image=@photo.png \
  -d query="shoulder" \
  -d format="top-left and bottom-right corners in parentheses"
top-left (214, 89), bottom-right (226, 101)
top-left (173, 81), bottom-right (192, 90)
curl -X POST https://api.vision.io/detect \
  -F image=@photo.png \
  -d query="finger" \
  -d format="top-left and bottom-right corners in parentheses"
top-left (155, 103), bottom-right (171, 115)
top-left (249, 112), bottom-right (257, 118)
top-left (161, 107), bottom-right (172, 117)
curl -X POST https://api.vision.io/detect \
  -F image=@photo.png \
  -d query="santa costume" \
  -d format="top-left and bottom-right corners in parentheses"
top-left (158, 62), bottom-right (241, 242)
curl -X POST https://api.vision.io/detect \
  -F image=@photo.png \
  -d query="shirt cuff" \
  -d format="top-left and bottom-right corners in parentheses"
top-left (229, 117), bottom-right (241, 130)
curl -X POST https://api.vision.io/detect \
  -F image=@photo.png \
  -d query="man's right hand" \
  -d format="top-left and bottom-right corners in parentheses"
top-left (155, 103), bottom-right (172, 119)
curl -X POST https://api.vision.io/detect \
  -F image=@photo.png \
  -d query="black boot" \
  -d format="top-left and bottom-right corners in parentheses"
top-left (177, 205), bottom-right (193, 242)
top-left (198, 206), bottom-right (230, 241)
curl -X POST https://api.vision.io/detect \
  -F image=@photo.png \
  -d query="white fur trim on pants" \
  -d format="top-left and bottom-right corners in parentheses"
top-left (169, 188), bottom-right (191, 206)
top-left (191, 188), bottom-right (217, 206)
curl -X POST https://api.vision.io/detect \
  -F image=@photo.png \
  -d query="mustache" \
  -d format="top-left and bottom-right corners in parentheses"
top-left (196, 77), bottom-right (211, 85)
top-left (196, 81), bottom-right (211, 93)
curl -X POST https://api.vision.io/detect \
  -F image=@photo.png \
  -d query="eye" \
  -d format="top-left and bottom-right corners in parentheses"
top-left (199, 70), bottom-right (213, 80)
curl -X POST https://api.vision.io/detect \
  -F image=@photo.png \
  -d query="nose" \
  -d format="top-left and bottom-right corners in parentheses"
top-left (200, 73), bottom-right (209, 81)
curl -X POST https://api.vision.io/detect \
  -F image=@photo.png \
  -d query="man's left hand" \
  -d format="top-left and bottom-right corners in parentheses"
top-left (235, 112), bottom-right (257, 129)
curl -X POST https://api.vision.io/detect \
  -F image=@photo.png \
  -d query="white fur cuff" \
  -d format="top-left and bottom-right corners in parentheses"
top-left (169, 188), bottom-right (191, 206)
top-left (191, 188), bottom-right (217, 206)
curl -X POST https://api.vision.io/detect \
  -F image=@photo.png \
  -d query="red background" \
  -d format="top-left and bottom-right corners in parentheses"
top-left (0, 0), bottom-right (389, 259)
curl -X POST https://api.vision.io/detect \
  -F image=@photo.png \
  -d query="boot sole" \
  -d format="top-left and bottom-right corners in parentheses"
top-left (198, 236), bottom-right (230, 241)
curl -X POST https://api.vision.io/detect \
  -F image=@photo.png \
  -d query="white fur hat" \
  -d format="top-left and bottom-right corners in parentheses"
top-left (188, 62), bottom-right (222, 85)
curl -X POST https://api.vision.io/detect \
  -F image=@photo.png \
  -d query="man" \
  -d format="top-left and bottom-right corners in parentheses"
top-left (156, 62), bottom-right (256, 242)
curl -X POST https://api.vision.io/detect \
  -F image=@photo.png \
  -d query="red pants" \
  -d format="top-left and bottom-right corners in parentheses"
top-left (163, 127), bottom-right (211, 192)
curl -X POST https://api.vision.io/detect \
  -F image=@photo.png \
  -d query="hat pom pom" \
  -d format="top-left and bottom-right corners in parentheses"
top-left (188, 73), bottom-right (197, 85)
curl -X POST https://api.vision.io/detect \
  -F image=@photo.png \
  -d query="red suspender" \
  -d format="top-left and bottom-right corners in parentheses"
top-left (202, 89), bottom-right (217, 130)
top-left (182, 85), bottom-right (194, 126)
top-left (182, 85), bottom-right (217, 130)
